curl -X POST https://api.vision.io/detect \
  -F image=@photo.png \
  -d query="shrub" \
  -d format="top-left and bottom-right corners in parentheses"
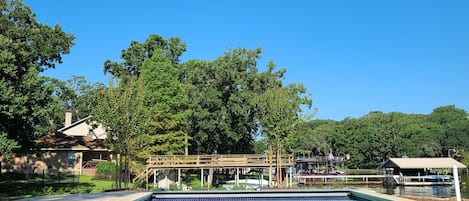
top-left (95, 162), bottom-right (117, 180)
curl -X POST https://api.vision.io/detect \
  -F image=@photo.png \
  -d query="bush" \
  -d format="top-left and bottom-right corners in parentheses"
top-left (95, 162), bottom-right (117, 180)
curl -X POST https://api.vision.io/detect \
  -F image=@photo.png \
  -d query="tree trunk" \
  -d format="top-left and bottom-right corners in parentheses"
top-left (117, 154), bottom-right (122, 189)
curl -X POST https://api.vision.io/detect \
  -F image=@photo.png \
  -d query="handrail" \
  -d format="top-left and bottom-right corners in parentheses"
top-left (144, 154), bottom-right (293, 169)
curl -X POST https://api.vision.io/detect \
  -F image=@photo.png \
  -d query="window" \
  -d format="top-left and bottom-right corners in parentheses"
top-left (68, 151), bottom-right (76, 165)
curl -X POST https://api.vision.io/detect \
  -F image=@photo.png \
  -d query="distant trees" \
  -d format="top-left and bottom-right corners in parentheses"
top-left (292, 105), bottom-right (469, 168)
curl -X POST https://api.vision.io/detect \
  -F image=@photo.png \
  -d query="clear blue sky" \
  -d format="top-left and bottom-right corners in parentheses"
top-left (25, 0), bottom-right (469, 120)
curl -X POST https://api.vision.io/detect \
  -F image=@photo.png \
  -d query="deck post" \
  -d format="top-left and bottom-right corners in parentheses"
top-left (289, 166), bottom-right (293, 188)
top-left (178, 169), bottom-right (181, 189)
top-left (245, 168), bottom-right (248, 189)
top-left (259, 170), bottom-right (263, 188)
top-left (153, 169), bottom-right (157, 189)
top-left (236, 168), bottom-right (239, 186)
top-left (201, 168), bottom-right (204, 189)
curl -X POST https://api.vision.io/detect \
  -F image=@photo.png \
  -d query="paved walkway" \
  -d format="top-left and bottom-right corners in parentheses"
top-left (17, 191), bottom-right (152, 201)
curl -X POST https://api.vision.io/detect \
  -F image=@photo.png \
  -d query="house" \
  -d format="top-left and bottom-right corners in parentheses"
top-left (0, 110), bottom-right (111, 176)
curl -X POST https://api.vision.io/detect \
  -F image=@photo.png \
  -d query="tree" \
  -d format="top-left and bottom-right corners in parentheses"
top-left (183, 49), bottom-right (289, 155)
top-left (138, 50), bottom-right (190, 156)
top-left (429, 105), bottom-right (469, 155)
top-left (91, 76), bottom-right (148, 189)
top-left (104, 34), bottom-right (185, 78)
top-left (48, 76), bottom-right (105, 128)
top-left (0, 0), bottom-right (74, 156)
top-left (257, 85), bottom-right (312, 187)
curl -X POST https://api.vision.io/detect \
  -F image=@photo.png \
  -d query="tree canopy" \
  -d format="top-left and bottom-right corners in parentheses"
top-left (0, 0), bottom-right (74, 156)
top-left (291, 105), bottom-right (469, 168)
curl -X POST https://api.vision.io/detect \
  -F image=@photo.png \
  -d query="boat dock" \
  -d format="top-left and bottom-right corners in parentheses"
top-left (296, 174), bottom-right (385, 185)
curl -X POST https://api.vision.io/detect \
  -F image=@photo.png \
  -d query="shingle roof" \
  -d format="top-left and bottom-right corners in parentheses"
top-left (381, 157), bottom-right (466, 169)
top-left (35, 133), bottom-right (106, 151)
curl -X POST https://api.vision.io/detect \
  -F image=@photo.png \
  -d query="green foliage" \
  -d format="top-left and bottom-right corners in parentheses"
top-left (183, 49), bottom-right (306, 155)
top-left (139, 49), bottom-right (190, 156)
top-left (104, 34), bottom-right (186, 77)
top-left (188, 178), bottom-right (205, 190)
top-left (95, 162), bottom-right (117, 180)
top-left (91, 76), bottom-right (148, 189)
top-left (253, 140), bottom-right (267, 154)
top-left (97, 161), bottom-right (117, 174)
top-left (0, 0), bottom-right (75, 156)
top-left (293, 105), bottom-right (469, 169)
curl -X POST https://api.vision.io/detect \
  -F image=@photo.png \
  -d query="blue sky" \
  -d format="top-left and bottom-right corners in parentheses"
top-left (25, 0), bottom-right (469, 120)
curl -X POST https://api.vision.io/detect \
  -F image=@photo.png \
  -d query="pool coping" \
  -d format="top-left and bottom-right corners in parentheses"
top-left (151, 189), bottom-right (415, 200)
top-left (16, 191), bottom-right (153, 201)
top-left (351, 188), bottom-right (414, 201)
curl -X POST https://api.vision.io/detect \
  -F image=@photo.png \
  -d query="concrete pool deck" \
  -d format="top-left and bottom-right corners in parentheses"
top-left (16, 189), bottom-right (415, 201)
top-left (352, 188), bottom-right (414, 201)
top-left (16, 191), bottom-right (152, 201)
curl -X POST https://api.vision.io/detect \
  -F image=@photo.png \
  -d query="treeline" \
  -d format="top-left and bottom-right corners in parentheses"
top-left (1, 1), bottom-right (311, 188)
top-left (290, 105), bottom-right (469, 168)
top-left (2, 1), bottom-right (468, 183)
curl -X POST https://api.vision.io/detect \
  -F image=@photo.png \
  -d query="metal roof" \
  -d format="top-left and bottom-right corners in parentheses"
top-left (381, 157), bottom-right (467, 169)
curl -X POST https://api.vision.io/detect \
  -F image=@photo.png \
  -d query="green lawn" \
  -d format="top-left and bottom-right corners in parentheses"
top-left (78, 175), bottom-right (119, 193)
top-left (0, 173), bottom-right (128, 199)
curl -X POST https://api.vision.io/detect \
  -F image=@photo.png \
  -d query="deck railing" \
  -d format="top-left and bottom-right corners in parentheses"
top-left (146, 154), bottom-right (293, 169)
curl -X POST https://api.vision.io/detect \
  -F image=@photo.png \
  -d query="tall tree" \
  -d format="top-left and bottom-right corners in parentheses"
top-left (138, 50), bottom-right (190, 156)
top-left (91, 76), bottom-right (148, 189)
top-left (0, 0), bottom-right (74, 156)
top-left (183, 48), bottom-right (287, 154)
top-left (104, 34), bottom-right (185, 78)
top-left (257, 84), bottom-right (312, 187)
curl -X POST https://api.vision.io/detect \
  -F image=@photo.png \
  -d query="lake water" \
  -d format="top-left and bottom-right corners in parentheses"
top-left (301, 175), bottom-right (469, 199)
top-left (348, 175), bottom-right (469, 199)
top-left (372, 174), bottom-right (469, 198)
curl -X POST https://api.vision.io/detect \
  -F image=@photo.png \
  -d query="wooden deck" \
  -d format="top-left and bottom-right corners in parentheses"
top-left (133, 154), bottom-right (294, 184)
top-left (146, 154), bottom-right (293, 169)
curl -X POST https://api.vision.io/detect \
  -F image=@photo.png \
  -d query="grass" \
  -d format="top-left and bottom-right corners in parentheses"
top-left (0, 173), bottom-right (128, 200)
top-left (78, 175), bottom-right (121, 193)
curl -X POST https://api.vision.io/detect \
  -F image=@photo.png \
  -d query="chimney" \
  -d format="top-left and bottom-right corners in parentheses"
top-left (65, 109), bottom-right (72, 127)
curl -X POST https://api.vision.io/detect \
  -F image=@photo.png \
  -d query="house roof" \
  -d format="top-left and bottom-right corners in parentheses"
top-left (381, 157), bottom-right (466, 169)
top-left (57, 116), bottom-right (92, 132)
top-left (35, 133), bottom-right (107, 151)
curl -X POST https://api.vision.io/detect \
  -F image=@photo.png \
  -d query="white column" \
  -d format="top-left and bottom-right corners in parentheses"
top-left (153, 169), bottom-right (157, 189)
top-left (236, 168), bottom-right (239, 186)
top-left (453, 165), bottom-right (461, 201)
top-left (178, 169), bottom-right (181, 189)
top-left (201, 168), bottom-right (204, 188)
top-left (261, 172), bottom-right (264, 187)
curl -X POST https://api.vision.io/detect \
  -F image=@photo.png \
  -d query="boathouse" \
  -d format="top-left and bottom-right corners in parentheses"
top-left (381, 157), bottom-right (467, 185)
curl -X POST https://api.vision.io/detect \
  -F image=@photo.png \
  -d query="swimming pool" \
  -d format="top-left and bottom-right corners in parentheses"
top-left (150, 189), bottom-right (403, 201)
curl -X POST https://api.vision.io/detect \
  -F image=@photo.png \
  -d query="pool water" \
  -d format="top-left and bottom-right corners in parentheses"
top-left (150, 190), bottom-right (384, 201)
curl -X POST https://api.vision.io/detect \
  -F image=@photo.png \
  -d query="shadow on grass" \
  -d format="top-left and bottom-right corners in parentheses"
top-left (0, 176), bottom-right (96, 200)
